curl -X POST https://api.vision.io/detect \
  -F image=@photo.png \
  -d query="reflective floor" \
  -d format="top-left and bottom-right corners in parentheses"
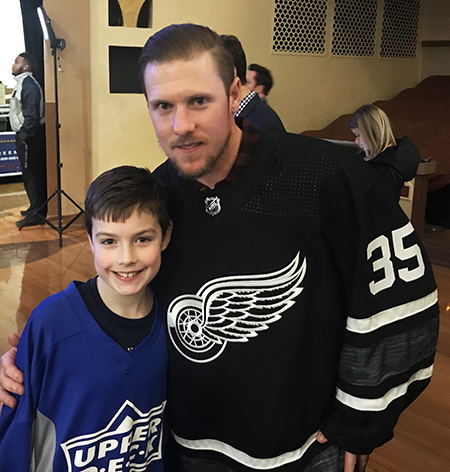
top-left (0, 179), bottom-right (94, 355)
top-left (0, 180), bottom-right (449, 471)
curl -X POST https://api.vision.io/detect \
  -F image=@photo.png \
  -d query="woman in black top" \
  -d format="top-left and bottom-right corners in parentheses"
top-left (349, 104), bottom-right (420, 201)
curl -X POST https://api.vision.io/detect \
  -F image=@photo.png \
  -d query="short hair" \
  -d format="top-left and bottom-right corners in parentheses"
top-left (18, 52), bottom-right (36, 72)
top-left (248, 63), bottom-right (273, 96)
top-left (84, 166), bottom-right (171, 238)
top-left (218, 34), bottom-right (246, 84)
top-left (348, 104), bottom-right (396, 159)
top-left (139, 23), bottom-right (235, 96)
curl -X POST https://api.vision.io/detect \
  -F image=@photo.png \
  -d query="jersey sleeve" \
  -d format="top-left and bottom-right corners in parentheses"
top-left (0, 312), bottom-right (45, 471)
top-left (320, 162), bottom-right (439, 455)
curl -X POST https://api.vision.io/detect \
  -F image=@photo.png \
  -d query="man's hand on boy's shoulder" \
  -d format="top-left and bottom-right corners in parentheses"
top-left (0, 333), bottom-right (23, 411)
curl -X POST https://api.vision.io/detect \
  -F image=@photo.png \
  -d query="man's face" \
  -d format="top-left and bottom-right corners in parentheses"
top-left (12, 56), bottom-right (28, 76)
top-left (143, 52), bottom-right (241, 183)
top-left (246, 70), bottom-right (265, 97)
top-left (246, 70), bottom-right (257, 91)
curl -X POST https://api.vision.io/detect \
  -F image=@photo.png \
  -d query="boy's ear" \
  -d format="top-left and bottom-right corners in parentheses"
top-left (162, 222), bottom-right (173, 251)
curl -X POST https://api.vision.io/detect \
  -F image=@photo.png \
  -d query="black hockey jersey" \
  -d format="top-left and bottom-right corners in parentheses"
top-left (153, 128), bottom-right (439, 471)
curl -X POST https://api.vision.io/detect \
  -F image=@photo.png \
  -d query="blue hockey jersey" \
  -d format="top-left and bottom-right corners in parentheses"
top-left (0, 282), bottom-right (167, 472)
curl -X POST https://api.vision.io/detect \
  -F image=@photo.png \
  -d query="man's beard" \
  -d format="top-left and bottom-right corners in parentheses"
top-left (166, 130), bottom-right (232, 181)
top-left (13, 66), bottom-right (27, 76)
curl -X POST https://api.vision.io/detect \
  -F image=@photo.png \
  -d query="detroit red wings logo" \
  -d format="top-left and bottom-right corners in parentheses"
top-left (167, 253), bottom-right (306, 363)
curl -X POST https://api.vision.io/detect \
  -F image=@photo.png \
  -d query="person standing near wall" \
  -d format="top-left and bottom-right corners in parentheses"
top-left (246, 63), bottom-right (273, 102)
top-left (10, 52), bottom-right (47, 228)
top-left (349, 104), bottom-right (420, 202)
top-left (221, 35), bottom-right (286, 133)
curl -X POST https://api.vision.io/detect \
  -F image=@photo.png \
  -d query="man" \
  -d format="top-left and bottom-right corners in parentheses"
top-left (0, 24), bottom-right (439, 472)
top-left (10, 53), bottom-right (47, 228)
top-left (220, 35), bottom-right (285, 133)
top-left (246, 63), bottom-right (273, 101)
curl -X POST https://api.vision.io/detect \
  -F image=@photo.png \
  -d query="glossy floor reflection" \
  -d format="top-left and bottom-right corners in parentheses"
top-left (0, 187), bottom-right (94, 355)
top-left (0, 182), bottom-right (449, 471)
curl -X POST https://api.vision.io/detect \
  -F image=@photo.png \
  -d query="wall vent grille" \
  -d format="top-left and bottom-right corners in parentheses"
top-left (380, 0), bottom-right (420, 58)
top-left (331, 0), bottom-right (377, 57)
top-left (272, 0), bottom-right (420, 59)
top-left (273, 0), bottom-right (328, 55)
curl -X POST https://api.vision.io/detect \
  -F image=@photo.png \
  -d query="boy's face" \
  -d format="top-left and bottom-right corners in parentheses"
top-left (88, 210), bottom-right (171, 299)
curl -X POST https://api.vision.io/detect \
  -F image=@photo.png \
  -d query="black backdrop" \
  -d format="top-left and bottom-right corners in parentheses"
top-left (19, 0), bottom-right (44, 90)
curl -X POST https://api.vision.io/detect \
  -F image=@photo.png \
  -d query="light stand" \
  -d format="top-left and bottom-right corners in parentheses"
top-left (36, 6), bottom-right (84, 246)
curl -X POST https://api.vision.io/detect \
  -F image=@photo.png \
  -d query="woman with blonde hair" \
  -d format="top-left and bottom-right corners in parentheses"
top-left (349, 104), bottom-right (420, 201)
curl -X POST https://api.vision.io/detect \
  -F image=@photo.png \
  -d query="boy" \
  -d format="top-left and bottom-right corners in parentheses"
top-left (0, 166), bottom-right (172, 471)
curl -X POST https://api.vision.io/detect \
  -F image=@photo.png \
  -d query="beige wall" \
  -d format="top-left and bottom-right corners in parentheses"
top-left (44, 0), bottom-right (446, 208)
top-left (421, 0), bottom-right (450, 80)
top-left (270, 55), bottom-right (421, 133)
top-left (90, 1), bottom-right (161, 179)
top-left (422, 0), bottom-right (450, 40)
top-left (43, 0), bottom-right (91, 214)
top-left (422, 47), bottom-right (450, 79)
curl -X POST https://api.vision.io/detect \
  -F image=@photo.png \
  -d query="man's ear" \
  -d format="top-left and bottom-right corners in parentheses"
top-left (254, 84), bottom-right (264, 97)
top-left (229, 76), bottom-right (241, 115)
top-left (162, 222), bottom-right (173, 251)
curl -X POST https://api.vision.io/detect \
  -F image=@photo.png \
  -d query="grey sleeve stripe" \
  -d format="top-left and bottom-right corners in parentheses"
top-left (31, 410), bottom-right (56, 472)
top-left (339, 317), bottom-right (438, 387)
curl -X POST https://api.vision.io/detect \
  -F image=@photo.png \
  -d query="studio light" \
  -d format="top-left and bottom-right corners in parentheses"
top-left (37, 7), bottom-right (49, 41)
top-left (35, 6), bottom-right (83, 246)
top-left (37, 6), bottom-right (66, 51)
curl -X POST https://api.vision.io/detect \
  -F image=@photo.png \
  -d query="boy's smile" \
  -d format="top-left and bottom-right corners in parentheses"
top-left (89, 210), bottom-right (171, 318)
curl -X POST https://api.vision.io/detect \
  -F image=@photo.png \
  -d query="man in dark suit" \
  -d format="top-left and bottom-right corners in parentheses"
top-left (246, 63), bottom-right (273, 102)
top-left (220, 35), bottom-right (286, 133)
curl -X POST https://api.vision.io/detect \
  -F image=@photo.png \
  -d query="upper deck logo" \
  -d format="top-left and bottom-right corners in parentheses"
top-left (61, 400), bottom-right (165, 472)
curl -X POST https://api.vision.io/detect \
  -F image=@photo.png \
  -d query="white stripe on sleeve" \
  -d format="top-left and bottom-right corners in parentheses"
top-left (336, 365), bottom-right (433, 411)
top-left (346, 290), bottom-right (438, 334)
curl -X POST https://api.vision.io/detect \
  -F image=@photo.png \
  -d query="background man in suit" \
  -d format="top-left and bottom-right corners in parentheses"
top-left (10, 52), bottom-right (47, 228)
top-left (220, 35), bottom-right (286, 133)
top-left (246, 63), bottom-right (274, 102)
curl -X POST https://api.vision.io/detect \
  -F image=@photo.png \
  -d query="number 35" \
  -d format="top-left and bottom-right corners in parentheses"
top-left (367, 222), bottom-right (425, 295)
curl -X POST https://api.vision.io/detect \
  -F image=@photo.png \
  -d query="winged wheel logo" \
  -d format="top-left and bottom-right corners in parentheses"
top-left (168, 253), bottom-right (306, 362)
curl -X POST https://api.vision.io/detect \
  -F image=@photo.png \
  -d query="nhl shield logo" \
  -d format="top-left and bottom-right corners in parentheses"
top-left (204, 196), bottom-right (221, 216)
